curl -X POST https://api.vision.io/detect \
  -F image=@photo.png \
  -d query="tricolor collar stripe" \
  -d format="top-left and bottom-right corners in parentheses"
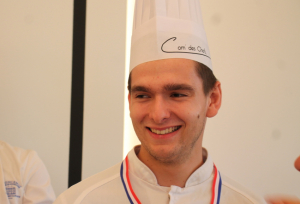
top-left (120, 156), bottom-right (141, 204)
top-left (217, 172), bottom-right (222, 204)
top-left (121, 156), bottom-right (222, 204)
top-left (211, 165), bottom-right (222, 204)
top-left (125, 157), bottom-right (141, 204)
top-left (120, 162), bottom-right (134, 204)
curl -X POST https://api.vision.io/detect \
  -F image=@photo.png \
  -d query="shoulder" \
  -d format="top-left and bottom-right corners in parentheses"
top-left (54, 162), bottom-right (127, 204)
top-left (221, 174), bottom-right (266, 204)
top-left (0, 140), bottom-right (35, 161)
top-left (0, 140), bottom-right (42, 171)
top-left (0, 140), bottom-right (46, 173)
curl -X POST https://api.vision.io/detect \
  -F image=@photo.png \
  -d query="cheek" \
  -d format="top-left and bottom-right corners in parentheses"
top-left (130, 104), bottom-right (146, 122)
top-left (183, 104), bottom-right (203, 117)
top-left (129, 109), bottom-right (137, 121)
top-left (181, 106), bottom-right (206, 125)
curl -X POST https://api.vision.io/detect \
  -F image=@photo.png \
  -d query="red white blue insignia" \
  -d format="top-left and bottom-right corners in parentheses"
top-left (120, 156), bottom-right (222, 204)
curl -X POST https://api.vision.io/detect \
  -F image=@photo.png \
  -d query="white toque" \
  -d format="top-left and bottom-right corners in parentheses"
top-left (130, 0), bottom-right (212, 71)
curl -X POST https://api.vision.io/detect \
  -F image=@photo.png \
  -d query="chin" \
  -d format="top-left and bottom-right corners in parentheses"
top-left (147, 144), bottom-right (187, 165)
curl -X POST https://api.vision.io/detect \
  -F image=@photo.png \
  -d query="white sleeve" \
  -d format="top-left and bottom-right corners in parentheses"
top-left (22, 150), bottom-right (56, 204)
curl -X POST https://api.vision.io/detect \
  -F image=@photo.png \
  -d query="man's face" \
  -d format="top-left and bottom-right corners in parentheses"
top-left (128, 58), bottom-right (211, 164)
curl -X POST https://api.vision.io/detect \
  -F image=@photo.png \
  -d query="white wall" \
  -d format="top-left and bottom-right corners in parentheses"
top-left (201, 0), bottom-right (300, 197)
top-left (0, 0), bottom-right (73, 196)
top-left (0, 0), bottom-right (127, 197)
top-left (82, 0), bottom-right (126, 180)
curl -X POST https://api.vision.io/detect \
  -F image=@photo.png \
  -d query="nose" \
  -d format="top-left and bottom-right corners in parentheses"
top-left (148, 96), bottom-right (170, 124)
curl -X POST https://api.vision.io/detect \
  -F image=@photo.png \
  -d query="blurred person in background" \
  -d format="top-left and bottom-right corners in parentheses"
top-left (0, 140), bottom-right (55, 204)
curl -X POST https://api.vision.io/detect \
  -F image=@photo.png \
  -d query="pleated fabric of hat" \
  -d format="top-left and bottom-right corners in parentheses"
top-left (130, 0), bottom-right (212, 71)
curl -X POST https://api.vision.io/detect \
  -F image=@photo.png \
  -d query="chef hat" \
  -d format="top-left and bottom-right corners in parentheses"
top-left (129, 0), bottom-right (212, 71)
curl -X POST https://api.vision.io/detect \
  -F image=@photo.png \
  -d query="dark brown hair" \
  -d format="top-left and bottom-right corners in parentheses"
top-left (127, 62), bottom-right (217, 96)
top-left (195, 62), bottom-right (217, 96)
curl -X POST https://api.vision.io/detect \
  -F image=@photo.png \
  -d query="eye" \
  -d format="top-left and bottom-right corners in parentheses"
top-left (136, 94), bottom-right (150, 98)
top-left (170, 93), bottom-right (187, 97)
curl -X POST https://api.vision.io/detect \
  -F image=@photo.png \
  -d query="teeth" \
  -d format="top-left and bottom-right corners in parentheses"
top-left (150, 126), bottom-right (179, 135)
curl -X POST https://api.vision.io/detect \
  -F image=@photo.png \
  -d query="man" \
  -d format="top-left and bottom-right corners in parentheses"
top-left (0, 140), bottom-right (55, 204)
top-left (54, 0), bottom-right (265, 203)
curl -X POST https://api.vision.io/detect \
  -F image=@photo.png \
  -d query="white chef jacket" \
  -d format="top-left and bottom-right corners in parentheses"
top-left (54, 146), bottom-right (266, 204)
top-left (0, 140), bottom-right (56, 204)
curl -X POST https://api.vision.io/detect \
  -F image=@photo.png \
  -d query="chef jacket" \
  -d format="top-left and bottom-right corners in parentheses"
top-left (54, 146), bottom-right (266, 204)
top-left (0, 140), bottom-right (56, 204)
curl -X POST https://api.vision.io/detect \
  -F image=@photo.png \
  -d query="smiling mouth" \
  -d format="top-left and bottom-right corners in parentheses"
top-left (147, 126), bottom-right (181, 135)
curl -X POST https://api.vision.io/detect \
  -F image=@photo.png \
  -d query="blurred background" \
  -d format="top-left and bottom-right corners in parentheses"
top-left (0, 0), bottom-right (299, 198)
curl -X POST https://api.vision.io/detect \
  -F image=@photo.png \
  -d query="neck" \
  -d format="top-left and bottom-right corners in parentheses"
top-left (137, 146), bottom-right (204, 188)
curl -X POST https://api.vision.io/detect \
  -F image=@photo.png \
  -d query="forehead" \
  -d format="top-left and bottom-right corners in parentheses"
top-left (131, 58), bottom-right (202, 88)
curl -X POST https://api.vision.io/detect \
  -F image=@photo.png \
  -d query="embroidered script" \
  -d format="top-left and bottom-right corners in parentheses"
top-left (161, 37), bottom-right (210, 59)
top-left (5, 181), bottom-right (21, 199)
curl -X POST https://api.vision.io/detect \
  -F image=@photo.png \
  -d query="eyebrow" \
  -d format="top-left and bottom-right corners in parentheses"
top-left (164, 84), bottom-right (194, 92)
top-left (131, 84), bottom-right (194, 93)
top-left (131, 86), bottom-right (151, 93)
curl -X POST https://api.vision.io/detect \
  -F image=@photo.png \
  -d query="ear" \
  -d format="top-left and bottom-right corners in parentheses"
top-left (128, 93), bottom-right (131, 111)
top-left (206, 81), bottom-right (222, 118)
